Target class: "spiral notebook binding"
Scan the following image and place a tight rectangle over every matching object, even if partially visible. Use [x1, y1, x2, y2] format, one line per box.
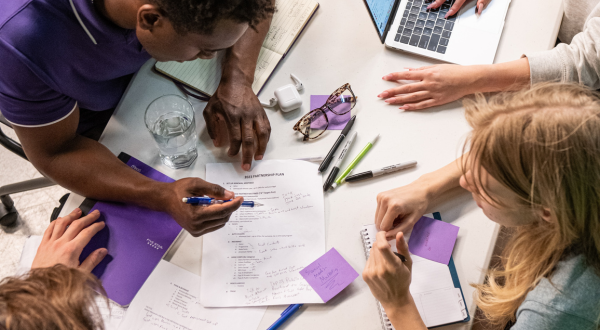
[361, 226, 395, 330]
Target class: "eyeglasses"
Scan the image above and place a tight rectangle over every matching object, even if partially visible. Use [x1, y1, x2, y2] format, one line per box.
[293, 83, 357, 140]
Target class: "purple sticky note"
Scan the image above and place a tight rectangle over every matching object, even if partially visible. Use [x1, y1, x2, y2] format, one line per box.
[299, 248, 359, 303]
[309, 95, 352, 130]
[408, 216, 459, 265]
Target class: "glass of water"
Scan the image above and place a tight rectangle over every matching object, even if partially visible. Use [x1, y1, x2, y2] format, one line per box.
[144, 95, 198, 169]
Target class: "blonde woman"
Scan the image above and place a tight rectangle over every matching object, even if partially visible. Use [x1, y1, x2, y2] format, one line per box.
[0, 209, 108, 329]
[364, 83, 600, 329]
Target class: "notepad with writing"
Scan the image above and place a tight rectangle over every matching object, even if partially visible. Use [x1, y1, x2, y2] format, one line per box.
[77, 152, 183, 307]
[154, 0, 319, 97]
[360, 213, 469, 329]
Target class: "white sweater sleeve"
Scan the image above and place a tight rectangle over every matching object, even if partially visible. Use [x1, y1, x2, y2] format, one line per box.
[524, 15, 600, 89]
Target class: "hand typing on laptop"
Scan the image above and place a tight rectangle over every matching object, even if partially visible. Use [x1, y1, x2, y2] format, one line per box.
[426, 0, 492, 17]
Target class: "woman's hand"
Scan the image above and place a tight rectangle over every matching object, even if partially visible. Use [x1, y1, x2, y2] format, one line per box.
[363, 231, 413, 309]
[32, 208, 107, 273]
[376, 182, 431, 239]
[378, 65, 483, 111]
[426, 0, 493, 17]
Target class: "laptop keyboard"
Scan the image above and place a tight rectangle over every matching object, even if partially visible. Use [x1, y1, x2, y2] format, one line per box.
[393, 0, 457, 54]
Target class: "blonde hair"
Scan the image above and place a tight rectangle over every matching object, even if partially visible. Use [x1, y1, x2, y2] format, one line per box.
[462, 83, 600, 328]
[0, 265, 106, 330]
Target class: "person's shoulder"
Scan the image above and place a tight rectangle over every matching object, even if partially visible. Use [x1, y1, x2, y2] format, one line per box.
[519, 255, 600, 324]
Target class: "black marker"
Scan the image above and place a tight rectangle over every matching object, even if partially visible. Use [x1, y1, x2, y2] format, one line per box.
[323, 131, 357, 191]
[318, 115, 356, 173]
[345, 160, 417, 182]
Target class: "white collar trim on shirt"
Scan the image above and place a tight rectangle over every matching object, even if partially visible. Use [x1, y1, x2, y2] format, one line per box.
[5, 102, 78, 128]
[69, 0, 98, 45]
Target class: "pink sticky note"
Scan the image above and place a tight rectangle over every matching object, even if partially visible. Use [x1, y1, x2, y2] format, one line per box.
[408, 216, 459, 265]
[299, 248, 359, 303]
[309, 95, 352, 130]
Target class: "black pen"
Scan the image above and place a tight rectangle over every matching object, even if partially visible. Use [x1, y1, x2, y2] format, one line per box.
[394, 252, 407, 262]
[323, 131, 357, 191]
[318, 115, 356, 173]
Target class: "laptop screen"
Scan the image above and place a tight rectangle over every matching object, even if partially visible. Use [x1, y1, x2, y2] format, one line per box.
[365, 0, 398, 38]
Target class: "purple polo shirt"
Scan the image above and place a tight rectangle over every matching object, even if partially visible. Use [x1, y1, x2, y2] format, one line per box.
[0, 0, 151, 126]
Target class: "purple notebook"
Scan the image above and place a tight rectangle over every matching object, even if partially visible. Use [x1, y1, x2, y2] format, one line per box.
[78, 153, 182, 306]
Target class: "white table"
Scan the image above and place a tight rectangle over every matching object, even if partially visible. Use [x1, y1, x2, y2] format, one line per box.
[61, 0, 563, 328]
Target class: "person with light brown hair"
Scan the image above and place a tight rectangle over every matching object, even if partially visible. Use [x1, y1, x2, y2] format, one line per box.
[364, 83, 600, 329]
[0, 209, 109, 330]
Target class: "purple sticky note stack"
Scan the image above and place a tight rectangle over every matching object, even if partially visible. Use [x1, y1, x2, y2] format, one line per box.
[408, 216, 459, 265]
[309, 95, 352, 130]
[299, 248, 359, 303]
[78, 154, 182, 306]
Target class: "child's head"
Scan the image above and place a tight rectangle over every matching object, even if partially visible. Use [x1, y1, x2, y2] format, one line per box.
[461, 83, 600, 327]
[0, 265, 105, 330]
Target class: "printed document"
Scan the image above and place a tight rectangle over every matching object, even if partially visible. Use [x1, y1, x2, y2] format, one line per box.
[119, 260, 266, 330]
[202, 160, 326, 307]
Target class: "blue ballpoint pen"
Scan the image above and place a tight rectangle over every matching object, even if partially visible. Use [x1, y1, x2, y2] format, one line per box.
[266, 304, 303, 330]
[182, 197, 264, 208]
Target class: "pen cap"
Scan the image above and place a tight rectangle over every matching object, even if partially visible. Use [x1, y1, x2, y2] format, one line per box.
[369, 134, 380, 145]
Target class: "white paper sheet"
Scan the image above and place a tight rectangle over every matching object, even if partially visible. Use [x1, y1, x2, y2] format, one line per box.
[18, 236, 127, 330]
[202, 160, 325, 307]
[119, 260, 266, 330]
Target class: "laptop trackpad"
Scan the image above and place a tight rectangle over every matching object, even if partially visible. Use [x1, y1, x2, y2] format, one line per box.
[457, 0, 509, 34]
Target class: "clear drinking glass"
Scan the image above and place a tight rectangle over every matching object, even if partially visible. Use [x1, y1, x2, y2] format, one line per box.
[144, 94, 198, 169]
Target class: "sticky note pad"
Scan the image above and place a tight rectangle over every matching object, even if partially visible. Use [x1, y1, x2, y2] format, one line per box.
[408, 216, 459, 265]
[309, 95, 352, 130]
[299, 248, 359, 303]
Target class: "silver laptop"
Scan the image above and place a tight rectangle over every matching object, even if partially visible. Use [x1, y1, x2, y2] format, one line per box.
[364, 0, 511, 65]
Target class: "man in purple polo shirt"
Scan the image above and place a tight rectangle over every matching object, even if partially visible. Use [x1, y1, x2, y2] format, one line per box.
[0, 0, 275, 236]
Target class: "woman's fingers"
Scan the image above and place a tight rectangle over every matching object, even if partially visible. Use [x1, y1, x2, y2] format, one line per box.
[385, 91, 430, 105]
[51, 208, 82, 240]
[383, 70, 427, 82]
[400, 99, 438, 111]
[379, 82, 427, 99]
[447, 0, 466, 18]
[395, 232, 413, 270]
[427, 0, 446, 10]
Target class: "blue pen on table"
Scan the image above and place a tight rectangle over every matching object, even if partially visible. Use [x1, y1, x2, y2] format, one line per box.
[266, 304, 303, 330]
[182, 197, 263, 208]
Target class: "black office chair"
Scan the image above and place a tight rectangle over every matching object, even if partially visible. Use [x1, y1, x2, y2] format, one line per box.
[0, 113, 55, 227]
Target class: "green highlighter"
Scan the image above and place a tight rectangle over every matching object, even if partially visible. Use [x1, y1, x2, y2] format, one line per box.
[331, 134, 380, 189]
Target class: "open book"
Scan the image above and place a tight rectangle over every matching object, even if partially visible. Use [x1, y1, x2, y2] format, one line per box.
[360, 213, 469, 329]
[154, 0, 319, 97]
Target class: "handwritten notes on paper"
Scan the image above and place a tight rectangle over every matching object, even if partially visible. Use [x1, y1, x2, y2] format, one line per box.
[408, 216, 459, 265]
[119, 260, 266, 330]
[201, 160, 325, 307]
[299, 248, 359, 302]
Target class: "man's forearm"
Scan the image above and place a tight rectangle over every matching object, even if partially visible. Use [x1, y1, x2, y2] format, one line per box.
[221, 1, 274, 85]
[29, 136, 170, 211]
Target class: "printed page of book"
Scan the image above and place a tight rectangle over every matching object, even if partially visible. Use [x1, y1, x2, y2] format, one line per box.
[262, 0, 319, 55]
[119, 260, 266, 330]
[201, 160, 325, 307]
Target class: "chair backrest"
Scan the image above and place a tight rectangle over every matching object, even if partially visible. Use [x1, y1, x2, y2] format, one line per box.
[0, 112, 28, 161]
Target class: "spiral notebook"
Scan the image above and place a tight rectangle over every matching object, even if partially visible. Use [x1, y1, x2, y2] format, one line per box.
[154, 0, 319, 98]
[360, 213, 469, 329]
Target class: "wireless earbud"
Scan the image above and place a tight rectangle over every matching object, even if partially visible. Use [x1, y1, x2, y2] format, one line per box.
[260, 74, 304, 112]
